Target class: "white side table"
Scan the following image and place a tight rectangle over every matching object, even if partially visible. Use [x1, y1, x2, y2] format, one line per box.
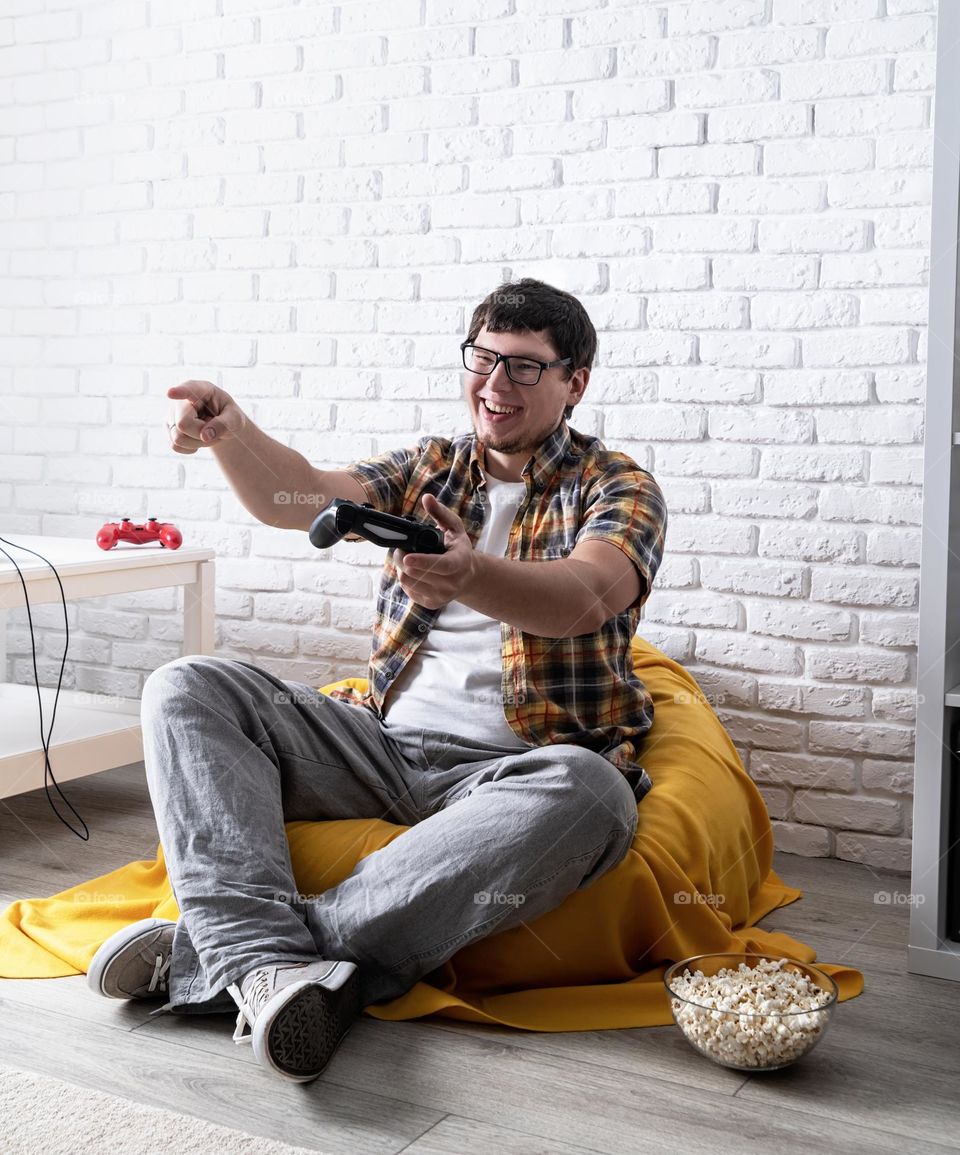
[0, 535, 215, 801]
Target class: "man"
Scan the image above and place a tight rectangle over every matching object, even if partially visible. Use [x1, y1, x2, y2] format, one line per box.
[86, 278, 667, 1084]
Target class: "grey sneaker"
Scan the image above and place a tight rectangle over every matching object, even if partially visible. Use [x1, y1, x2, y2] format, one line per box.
[86, 917, 175, 1000]
[227, 959, 361, 1083]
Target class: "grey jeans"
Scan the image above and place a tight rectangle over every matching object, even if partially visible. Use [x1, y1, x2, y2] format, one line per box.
[140, 654, 640, 1013]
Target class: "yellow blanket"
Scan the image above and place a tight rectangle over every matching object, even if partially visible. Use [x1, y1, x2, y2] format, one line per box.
[0, 636, 863, 1030]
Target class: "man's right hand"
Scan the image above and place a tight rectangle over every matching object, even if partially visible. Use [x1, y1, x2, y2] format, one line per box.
[166, 380, 246, 454]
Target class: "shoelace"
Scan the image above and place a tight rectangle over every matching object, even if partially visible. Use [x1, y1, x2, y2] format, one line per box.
[148, 952, 171, 994]
[227, 968, 273, 1046]
[226, 963, 315, 1046]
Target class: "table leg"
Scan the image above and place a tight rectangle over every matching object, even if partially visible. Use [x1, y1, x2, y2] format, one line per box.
[183, 559, 215, 656]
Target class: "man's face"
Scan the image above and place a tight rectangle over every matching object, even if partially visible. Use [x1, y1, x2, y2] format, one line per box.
[462, 325, 588, 457]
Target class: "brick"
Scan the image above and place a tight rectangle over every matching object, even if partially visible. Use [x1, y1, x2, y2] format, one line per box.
[805, 645, 910, 684]
[643, 590, 740, 630]
[834, 831, 912, 873]
[708, 103, 809, 143]
[749, 602, 853, 642]
[820, 252, 928, 288]
[618, 180, 712, 215]
[620, 38, 715, 79]
[819, 485, 921, 526]
[758, 218, 868, 254]
[713, 255, 819, 290]
[700, 332, 798, 368]
[765, 138, 873, 176]
[794, 790, 902, 835]
[659, 368, 759, 403]
[656, 478, 711, 515]
[670, 0, 764, 35]
[517, 47, 614, 87]
[664, 515, 756, 555]
[718, 710, 805, 749]
[770, 821, 832, 857]
[861, 290, 928, 328]
[718, 27, 821, 68]
[700, 557, 806, 598]
[709, 407, 813, 443]
[574, 82, 671, 121]
[871, 688, 917, 723]
[760, 446, 865, 483]
[658, 144, 758, 178]
[613, 256, 709, 292]
[861, 759, 915, 794]
[657, 442, 756, 478]
[685, 666, 756, 710]
[646, 293, 748, 330]
[865, 528, 922, 567]
[816, 406, 923, 444]
[758, 682, 867, 719]
[809, 568, 917, 608]
[753, 748, 850, 794]
[825, 15, 934, 58]
[606, 404, 703, 441]
[717, 178, 822, 215]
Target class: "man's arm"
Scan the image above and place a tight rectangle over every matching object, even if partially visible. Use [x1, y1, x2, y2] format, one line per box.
[396, 494, 647, 639]
[167, 380, 363, 530]
[457, 540, 641, 639]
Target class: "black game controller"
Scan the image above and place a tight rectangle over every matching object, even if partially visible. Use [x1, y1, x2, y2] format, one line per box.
[308, 499, 447, 554]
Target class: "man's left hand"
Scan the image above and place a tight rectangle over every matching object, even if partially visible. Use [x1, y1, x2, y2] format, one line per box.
[394, 493, 479, 610]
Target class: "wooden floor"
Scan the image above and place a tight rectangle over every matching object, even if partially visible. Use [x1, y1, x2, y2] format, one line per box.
[2, 762, 958, 1155]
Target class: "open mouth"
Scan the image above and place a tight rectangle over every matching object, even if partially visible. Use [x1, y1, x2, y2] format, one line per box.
[480, 399, 522, 421]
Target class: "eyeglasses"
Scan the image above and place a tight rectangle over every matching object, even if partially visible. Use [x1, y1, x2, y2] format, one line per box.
[460, 341, 573, 386]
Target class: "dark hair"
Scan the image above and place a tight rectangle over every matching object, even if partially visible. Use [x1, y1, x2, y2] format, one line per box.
[465, 278, 597, 421]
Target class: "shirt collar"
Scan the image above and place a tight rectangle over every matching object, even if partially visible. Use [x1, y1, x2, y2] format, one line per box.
[468, 417, 572, 493]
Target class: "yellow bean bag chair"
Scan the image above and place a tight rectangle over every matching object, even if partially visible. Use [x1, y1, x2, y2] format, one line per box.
[0, 636, 863, 1029]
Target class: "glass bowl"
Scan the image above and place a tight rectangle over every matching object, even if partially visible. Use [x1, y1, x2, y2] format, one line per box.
[663, 952, 839, 1072]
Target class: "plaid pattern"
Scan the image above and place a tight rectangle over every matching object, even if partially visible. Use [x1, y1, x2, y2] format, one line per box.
[325, 417, 667, 802]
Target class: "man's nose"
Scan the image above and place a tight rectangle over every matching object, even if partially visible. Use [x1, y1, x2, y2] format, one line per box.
[486, 360, 515, 391]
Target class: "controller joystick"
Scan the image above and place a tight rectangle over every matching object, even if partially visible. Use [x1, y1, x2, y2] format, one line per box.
[309, 499, 445, 555]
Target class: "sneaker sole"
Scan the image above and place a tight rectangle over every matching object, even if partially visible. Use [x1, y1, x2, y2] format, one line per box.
[252, 961, 361, 1083]
[86, 917, 175, 999]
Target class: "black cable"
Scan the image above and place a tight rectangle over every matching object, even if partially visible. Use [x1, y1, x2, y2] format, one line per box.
[0, 536, 89, 840]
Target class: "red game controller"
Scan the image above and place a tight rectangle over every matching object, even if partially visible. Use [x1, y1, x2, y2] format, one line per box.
[96, 516, 183, 551]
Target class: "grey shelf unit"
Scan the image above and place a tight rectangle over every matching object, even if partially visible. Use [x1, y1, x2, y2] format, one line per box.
[910, 0, 960, 982]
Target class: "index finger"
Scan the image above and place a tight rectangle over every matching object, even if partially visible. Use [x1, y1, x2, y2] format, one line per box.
[167, 383, 210, 439]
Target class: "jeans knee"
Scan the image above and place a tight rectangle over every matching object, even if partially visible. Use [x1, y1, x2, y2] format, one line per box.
[548, 745, 639, 842]
[142, 655, 224, 717]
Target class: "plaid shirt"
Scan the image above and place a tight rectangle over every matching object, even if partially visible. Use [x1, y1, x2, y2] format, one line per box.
[325, 417, 667, 802]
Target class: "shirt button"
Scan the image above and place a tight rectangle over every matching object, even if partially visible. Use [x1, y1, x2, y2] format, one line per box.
[471, 521, 481, 530]
[535, 480, 544, 492]
[418, 623, 427, 633]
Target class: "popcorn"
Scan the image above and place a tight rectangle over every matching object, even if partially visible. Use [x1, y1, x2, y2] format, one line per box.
[668, 957, 834, 1069]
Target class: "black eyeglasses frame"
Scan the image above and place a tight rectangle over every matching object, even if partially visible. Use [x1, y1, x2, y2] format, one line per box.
[460, 341, 573, 386]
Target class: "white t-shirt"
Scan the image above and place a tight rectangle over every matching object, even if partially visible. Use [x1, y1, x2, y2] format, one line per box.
[380, 469, 534, 747]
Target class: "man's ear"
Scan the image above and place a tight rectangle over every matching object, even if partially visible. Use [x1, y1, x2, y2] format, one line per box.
[568, 365, 590, 406]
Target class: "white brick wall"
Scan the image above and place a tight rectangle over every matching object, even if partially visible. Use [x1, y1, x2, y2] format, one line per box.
[0, 0, 934, 871]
